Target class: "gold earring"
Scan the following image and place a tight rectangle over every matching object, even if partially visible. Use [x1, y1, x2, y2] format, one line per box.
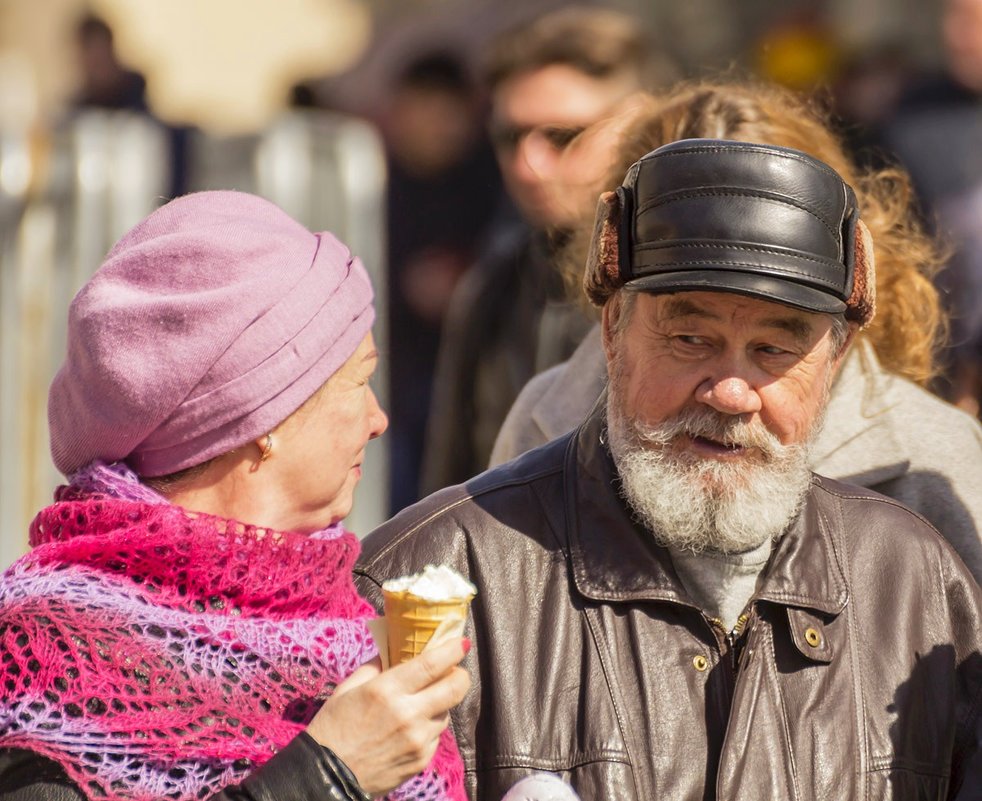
[259, 433, 273, 462]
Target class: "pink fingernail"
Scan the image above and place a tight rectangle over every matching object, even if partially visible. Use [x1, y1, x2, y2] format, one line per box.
[462, 637, 472, 654]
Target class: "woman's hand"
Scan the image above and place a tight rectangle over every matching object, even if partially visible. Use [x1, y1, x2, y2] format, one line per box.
[306, 637, 471, 795]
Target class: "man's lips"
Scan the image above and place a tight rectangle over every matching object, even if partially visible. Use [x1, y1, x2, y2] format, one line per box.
[683, 434, 752, 460]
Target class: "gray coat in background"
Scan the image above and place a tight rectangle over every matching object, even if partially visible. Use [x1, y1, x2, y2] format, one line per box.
[491, 327, 982, 582]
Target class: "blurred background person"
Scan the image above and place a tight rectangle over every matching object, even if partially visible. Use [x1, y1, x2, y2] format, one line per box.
[490, 78, 982, 581]
[420, 5, 677, 496]
[380, 49, 504, 514]
[72, 12, 147, 111]
[941, 186, 982, 416]
[877, 0, 982, 414]
[68, 12, 191, 197]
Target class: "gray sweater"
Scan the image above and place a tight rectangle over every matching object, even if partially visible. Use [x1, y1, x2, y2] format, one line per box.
[491, 328, 982, 582]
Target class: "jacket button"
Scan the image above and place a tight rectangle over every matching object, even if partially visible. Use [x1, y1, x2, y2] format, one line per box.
[692, 655, 709, 672]
[804, 627, 822, 648]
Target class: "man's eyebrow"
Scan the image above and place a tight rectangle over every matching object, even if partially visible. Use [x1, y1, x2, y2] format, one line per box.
[760, 316, 813, 343]
[661, 297, 716, 320]
[661, 296, 814, 342]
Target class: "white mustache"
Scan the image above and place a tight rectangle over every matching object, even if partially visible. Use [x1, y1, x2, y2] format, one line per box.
[629, 406, 786, 458]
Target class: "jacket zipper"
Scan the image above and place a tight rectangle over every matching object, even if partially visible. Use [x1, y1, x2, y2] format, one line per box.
[707, 612, 749, 672]
[714, 608, 760, 800]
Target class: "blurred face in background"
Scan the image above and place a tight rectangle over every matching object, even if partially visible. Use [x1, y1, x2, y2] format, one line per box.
[549, 96, 654, 222]
[387, 85, 479, 177]
[489, 63, 640, 229]
[944, 0, 982, 92]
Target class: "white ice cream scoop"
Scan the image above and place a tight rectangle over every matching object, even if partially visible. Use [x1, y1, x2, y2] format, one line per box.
[500, 773, 581, 801]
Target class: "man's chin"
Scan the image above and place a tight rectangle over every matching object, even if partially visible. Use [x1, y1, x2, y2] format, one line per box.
[662, 449, 769, 492]
[612, 433, 811, 553]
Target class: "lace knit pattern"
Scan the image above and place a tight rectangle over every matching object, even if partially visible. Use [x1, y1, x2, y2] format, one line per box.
[0, 462, 465, 801]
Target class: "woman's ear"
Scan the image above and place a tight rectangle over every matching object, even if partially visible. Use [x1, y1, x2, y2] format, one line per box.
[251, 433, 273, 470]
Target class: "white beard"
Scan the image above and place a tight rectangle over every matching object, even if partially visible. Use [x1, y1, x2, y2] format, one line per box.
[605, 381, 820, 555]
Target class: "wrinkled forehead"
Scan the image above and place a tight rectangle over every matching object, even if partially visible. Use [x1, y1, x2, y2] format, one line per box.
[640, 290, 831, 341]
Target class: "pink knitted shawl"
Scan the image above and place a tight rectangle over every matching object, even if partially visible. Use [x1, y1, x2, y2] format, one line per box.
[0, 462, 465, 801]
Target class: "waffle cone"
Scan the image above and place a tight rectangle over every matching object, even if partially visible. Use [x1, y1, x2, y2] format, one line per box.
[382, 588, 473, 667]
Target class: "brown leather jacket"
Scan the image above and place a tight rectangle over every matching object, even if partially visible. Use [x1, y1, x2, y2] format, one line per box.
[356, 407, 982, 800]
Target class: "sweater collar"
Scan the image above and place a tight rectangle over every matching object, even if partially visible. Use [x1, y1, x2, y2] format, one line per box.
[810, 338, 910, 486]
[531, 326, 606, 444]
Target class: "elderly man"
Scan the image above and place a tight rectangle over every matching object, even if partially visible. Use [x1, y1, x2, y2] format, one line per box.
[357, 140, 982, 799]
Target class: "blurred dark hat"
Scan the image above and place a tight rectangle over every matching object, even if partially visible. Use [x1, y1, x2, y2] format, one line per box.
[584, 138, 875, 327]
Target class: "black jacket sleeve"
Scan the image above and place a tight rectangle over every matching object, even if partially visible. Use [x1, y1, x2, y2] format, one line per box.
[0, 734, 369, 801]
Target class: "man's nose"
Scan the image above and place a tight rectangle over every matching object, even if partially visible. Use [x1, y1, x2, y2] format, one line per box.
[514, 131, 561, 180]
[695, 374, 763, 417]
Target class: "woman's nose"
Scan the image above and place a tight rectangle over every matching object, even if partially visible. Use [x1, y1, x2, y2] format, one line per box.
[368, 389, 389, 440]
[695, 374, 762, 417]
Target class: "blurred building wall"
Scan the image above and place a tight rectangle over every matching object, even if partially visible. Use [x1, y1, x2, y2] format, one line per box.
[0, 0, 373, 136]
[0, 0, 952, 140]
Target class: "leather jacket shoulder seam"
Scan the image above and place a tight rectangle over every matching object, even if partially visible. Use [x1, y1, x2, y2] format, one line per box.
[364, 462, 567, 567]
[813, 480, 943, 536]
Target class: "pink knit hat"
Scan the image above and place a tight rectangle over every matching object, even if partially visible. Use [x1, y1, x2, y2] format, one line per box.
[49, 190, 375, 477]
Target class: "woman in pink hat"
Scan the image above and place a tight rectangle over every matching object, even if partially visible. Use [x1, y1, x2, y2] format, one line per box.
[0, 191, 469, 801]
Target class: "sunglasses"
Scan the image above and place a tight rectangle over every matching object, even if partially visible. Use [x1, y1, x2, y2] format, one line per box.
[489, 123, 586, 153]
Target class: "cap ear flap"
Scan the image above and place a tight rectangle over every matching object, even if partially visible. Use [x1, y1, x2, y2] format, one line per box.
[845, 218, 876, 328]
[583, 190, 625, 307]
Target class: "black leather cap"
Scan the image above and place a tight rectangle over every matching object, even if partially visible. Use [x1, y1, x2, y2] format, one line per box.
[617, 139, 859, 314]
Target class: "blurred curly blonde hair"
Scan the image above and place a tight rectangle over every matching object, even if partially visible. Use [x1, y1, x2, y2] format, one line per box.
[562, 78, 947, 385]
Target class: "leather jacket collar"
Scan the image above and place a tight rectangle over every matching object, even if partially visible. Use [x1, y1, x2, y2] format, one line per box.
[566, 404, 849, 617]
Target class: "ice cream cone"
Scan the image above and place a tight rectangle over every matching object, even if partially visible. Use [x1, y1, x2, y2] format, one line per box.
[382, 588, 473, 666]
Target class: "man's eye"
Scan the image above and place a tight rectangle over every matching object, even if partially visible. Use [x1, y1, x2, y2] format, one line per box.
[677, 335, 707, 346]
[758, 345, 791, 356]
[489, 125, 524, 151]
[541, 126, 584, 149]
